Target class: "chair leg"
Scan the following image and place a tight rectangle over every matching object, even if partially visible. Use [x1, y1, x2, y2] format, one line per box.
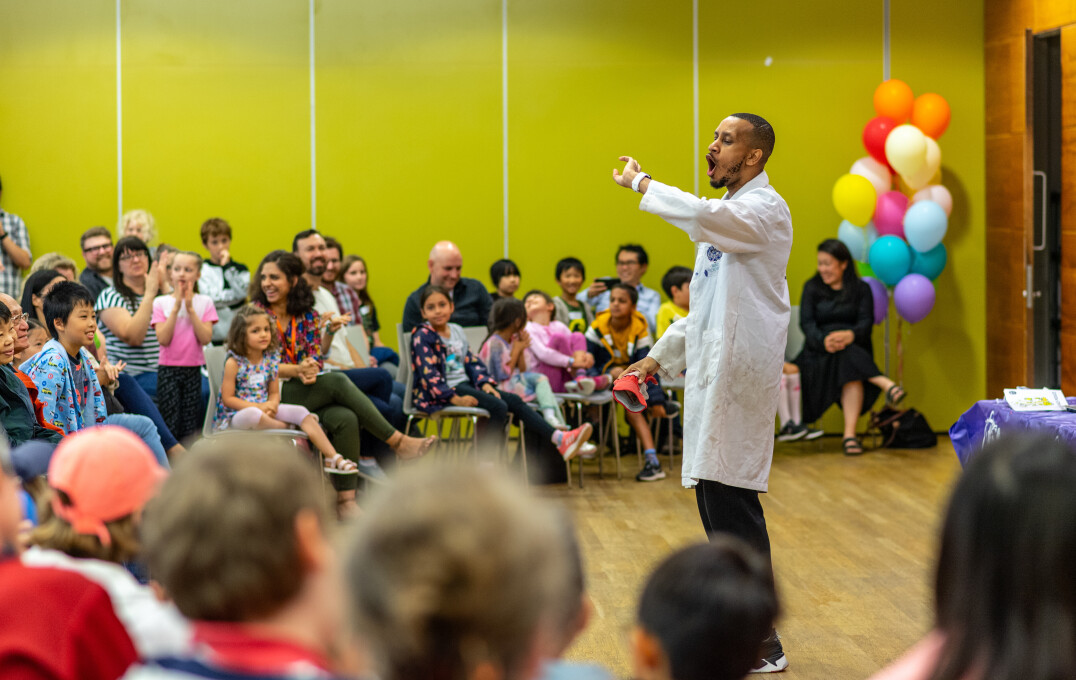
[611, 403, 622, 480]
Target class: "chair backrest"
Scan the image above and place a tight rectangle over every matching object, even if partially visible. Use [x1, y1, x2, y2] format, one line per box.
[345, 324, 371, 365]
[784, 305, 804, 362]
[202, 345, 229, 437]
[396, 323, 416, 414]
[462, 326, 488, 354]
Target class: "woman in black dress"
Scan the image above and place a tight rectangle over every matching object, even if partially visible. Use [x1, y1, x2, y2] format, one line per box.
[792, 239, 905, 455]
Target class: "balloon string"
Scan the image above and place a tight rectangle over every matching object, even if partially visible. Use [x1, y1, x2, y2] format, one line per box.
[896, 316, 904, 388]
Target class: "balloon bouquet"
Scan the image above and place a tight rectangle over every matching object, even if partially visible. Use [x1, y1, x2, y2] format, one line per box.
[831, 79, 951, 382]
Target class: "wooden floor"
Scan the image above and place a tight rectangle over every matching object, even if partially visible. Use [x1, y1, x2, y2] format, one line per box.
[540, 436, 962, 679]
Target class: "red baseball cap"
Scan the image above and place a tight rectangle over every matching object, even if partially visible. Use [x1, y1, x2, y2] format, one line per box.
[48, 426, 168, 546]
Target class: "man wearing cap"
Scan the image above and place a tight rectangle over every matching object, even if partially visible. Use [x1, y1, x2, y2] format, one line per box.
[21, 426, 189, 659]
[0, 436, 139, 679]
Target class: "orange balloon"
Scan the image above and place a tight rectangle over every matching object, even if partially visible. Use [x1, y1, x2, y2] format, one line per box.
[873, 79, 915, 124]
[911, 93, 951, 138]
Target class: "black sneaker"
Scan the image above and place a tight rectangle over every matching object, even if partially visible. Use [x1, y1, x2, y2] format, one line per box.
[776, 422, 807, 442]
[750, 631, 788, 673]
[803, 426, 824, 440]
[635, 461, 666, 482]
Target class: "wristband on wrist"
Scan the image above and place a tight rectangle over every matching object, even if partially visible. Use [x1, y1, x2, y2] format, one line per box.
[631, 172, 651, 193]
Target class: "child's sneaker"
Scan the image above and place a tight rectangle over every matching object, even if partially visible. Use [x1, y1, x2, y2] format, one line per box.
[564, 381, 581, 394]
[356, 458, 388, 483]
[544, 411, 570, 430]
[613, 373, 657, 413]
[592, 375, 612, 391]
[635, 461, 666, 482]
[573, 376, 595, 395]
[557, 423, 594, 461]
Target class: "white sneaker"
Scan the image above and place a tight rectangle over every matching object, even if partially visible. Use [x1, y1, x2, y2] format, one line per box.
[574, 377, 596, 395]
[565, 381, 581, 394]
[578, 441, 597, 457]
[544, 413, 570, 430]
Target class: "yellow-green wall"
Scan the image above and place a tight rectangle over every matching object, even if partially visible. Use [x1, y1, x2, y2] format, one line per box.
[0, 0, 984, 430]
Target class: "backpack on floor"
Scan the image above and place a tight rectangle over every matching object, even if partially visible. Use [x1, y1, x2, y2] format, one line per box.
[868, 407, 937, 449]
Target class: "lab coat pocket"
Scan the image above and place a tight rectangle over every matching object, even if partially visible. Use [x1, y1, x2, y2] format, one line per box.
[697, 324, 730, 387]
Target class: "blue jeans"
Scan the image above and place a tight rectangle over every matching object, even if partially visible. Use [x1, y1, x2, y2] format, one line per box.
[132, 371, 157, 400]
[106, 413, 170, 469]
[115, 373, 179, 451]
[371, 346, 400, 367]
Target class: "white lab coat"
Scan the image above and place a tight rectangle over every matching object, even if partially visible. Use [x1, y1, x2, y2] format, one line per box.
[640, 171, 792, 491]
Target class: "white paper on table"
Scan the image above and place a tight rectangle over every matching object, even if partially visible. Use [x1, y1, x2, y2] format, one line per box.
[1003, 388, 1069, 412]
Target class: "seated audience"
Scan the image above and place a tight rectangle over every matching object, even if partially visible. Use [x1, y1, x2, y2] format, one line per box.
[656, 265, 691, 339]
[412, 285, 594, 478]
[402, 240, 492, 332]
[340, 253, 400, 370]
[198, 217, 249, 344]
[321, 235, 361, 325]
[79, 226, 114, 302]
[523, 289, 600, 394]
[95, 236, 164, 399]
[553, 257, 595, 334]
[154, 243, 179, 296]
[23, 282, 170, 467]
[21, 426, 189, 658]
[791, 239, 905, 455]
[212, 304, 356, 477]
[585, 283, 669, 482]
[16, 318, 48, 366]
[489, 258, 521, 300]
[584, 244, 661, 334]
[250, 251, 433, 493]
[27, 252, 77, 281]
[123, 438, 355, 680]
[632, 538, 780, 680]
[0, 301, 63, 448]
[0, 437, 139, 680]
[869, 434, 1076, 680]
[20, 268, 66, 327]
[117, 209, 156, 246]
[479, 297, 570, 430]
[346, 465, 572, 680]
[775, 362, 822, 442]
[0, 174, 34, 298]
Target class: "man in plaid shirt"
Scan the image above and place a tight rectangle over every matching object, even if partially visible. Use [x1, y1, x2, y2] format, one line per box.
[0, 175, 33, 298]
[323, 236, 362, 320]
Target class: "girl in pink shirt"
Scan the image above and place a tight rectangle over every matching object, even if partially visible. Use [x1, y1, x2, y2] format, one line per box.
[151, 251, 217, 440]
[523, 290, 607, 394]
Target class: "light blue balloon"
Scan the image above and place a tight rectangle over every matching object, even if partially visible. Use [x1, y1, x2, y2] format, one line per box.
[868, 235, 912, 287]
[837, 220, 867, 261]
[910, 242, 947, 281]
[864, 222, 879, 264]
[903, 200, 948, 253]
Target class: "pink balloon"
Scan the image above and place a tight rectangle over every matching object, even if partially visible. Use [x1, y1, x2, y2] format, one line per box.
[874, 191, 909, 238]
[911, 184, 953, 216]
[850, 156, 892, 199]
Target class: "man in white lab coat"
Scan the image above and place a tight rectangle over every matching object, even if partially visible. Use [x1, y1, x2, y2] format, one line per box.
[616, 113, 792, 673]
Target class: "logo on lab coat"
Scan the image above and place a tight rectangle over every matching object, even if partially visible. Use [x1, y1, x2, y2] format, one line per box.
[702, 245, 723, 277]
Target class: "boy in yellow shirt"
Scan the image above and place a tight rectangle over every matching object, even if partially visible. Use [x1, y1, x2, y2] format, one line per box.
[655, 266, 691, 339]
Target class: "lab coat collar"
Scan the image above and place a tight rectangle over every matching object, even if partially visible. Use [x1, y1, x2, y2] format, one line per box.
[724, 170, 770, 201]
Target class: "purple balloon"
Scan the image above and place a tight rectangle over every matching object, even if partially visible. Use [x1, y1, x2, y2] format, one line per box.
[893, 273, 935, 323]
[862, 276, 888, 325]
[874, 191, 908, 238]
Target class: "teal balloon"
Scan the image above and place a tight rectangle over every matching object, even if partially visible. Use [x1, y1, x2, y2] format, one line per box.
[910, 242, 947, 281]
[868, 235, 912, 286]
[903, 200, 948, 253]
[837, 220, 867, 261]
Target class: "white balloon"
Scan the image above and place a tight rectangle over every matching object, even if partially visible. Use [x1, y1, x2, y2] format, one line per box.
[885, 124, 928, 178]
[912, 184, 953, 216]
[850, 157, 892, 198]
[901, 137, 941, 190]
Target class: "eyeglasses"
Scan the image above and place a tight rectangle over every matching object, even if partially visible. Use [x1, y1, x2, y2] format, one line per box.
[119, 251, 148, 262]
[82, 243, 112, 254]
[11, 312, 28, 324]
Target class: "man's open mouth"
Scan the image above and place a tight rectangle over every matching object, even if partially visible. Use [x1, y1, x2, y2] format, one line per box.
[706, 155, 717, 177]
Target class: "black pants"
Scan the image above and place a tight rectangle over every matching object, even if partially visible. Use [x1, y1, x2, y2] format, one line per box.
[695, 478, 774, 582]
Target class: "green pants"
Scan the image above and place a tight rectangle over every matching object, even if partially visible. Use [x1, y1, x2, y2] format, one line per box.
[281, 372, 396, 461]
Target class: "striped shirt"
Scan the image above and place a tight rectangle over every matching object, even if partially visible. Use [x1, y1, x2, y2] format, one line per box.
[94, 287, 160, 375]
[0, 210, 31, 298]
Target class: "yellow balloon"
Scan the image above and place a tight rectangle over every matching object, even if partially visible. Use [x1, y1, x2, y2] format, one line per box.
[832, 173, 877, 226]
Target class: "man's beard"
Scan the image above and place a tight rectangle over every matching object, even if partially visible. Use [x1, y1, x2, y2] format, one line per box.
[307, 259, 326, 276]
[709, 155, 745, 189]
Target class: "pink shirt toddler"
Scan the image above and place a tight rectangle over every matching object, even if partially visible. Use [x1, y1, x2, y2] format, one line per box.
[151, 294, 218, 366]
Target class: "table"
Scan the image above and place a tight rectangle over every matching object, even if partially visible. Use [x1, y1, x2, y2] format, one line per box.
[949, 397, 1076, 466]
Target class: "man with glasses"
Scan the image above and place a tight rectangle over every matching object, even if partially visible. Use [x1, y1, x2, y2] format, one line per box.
[584, 243, 661, 334]
[78, 226, 114, 302]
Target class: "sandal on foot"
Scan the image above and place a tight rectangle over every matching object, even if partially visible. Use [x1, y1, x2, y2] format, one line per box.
[886, 384, 906, 407]
[324, 453, 359, 475]
[842, 437, 864, 456]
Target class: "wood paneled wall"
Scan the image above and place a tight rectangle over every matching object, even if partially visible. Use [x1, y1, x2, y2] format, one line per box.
[985, 0, 1076, 395]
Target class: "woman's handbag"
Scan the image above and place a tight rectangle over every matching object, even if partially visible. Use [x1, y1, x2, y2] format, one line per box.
[867, 407, 937, 449]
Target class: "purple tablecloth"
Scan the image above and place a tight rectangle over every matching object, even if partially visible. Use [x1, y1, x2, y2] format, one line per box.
[949, 397, 1076, 466]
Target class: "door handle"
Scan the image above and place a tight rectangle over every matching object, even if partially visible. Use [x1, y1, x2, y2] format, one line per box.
[1033, 170, 1047, 252]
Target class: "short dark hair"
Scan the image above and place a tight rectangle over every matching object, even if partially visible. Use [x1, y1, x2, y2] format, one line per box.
[42, 282, 96, 340]
[420, 284, 452, 309]
[638, 538, 778, 680]
[0, 301, 10, 324]
[323, 236, 343, 259]
[112, 236, 153, 308]
[617, 244, 648, 266]
[661, 266, 693, 299]
[555, 257, 585, 281]
[291, 229, 320, 254]
[80, 226, 112, 250]
[200, 218, 232, 244]
[730, 113, 776, 165]
[487, 297, 527, 335]
[931, 434, 1076, 680]
[522, 289, 553, 306]
[489, 259, 520, 287]
[609, 282, 638, 306]
[21, 269, 64, 317]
